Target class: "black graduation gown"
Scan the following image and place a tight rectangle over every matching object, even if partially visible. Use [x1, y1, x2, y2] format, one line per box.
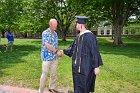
[63, 32, 103, 93]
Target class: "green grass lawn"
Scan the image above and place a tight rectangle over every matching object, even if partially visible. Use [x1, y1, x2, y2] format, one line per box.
[0, 37, 140, 93]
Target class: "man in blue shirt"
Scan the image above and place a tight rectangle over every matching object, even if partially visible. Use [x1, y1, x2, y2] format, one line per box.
[5, 30, 14, 52]
[39, 19, 62, 93]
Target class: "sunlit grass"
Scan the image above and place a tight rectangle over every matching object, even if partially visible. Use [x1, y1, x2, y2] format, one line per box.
[0, 37, 140, 93]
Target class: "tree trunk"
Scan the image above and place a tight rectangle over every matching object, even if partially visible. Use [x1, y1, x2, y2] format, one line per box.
[61, 30, 66, 41]
[61, 25, 70, 41]
[113, 23, 123, 46]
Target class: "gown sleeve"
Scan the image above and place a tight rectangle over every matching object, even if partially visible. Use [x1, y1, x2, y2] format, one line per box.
[63, 39, 76, 57]
[86, 33, 103, 68]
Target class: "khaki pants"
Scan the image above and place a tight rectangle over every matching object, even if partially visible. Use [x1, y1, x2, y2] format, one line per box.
[39, 60, 58, 93]
[6, 41, 13, 52]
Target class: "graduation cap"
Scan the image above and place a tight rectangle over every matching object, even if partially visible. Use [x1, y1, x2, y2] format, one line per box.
[75, 16, 88, 24]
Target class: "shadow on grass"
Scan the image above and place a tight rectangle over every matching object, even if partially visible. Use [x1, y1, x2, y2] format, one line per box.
[30, 39, 73, 47]
[97, 38, 140, 59]
[67, 91, 74, 93]
[58, 40, 73, 46]
[57, 37, 140, 58]
[0, 45, 7, 53]
[30, 39, 41, 45]
[0, 44, 40, 77]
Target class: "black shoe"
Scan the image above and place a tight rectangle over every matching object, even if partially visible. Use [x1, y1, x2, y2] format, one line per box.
[49, 89, 58, 93]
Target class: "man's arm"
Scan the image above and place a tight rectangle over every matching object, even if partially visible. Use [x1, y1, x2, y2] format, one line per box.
[45, 43, 57, 53]
[62, 39, 76, 57]
[45, 43, 62, 56]
[86, 33, 103, 75]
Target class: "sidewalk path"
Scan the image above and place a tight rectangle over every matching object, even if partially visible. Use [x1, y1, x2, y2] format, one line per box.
[0, 85, 39, 93]
[0, 85, 69, 93]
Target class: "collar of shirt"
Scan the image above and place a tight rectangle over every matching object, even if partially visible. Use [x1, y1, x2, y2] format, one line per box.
[48, 28, 56, 34]
[80, 30, 91, 36]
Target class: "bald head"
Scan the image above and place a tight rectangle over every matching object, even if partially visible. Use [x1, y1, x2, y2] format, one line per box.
[49, 19, 57, 32]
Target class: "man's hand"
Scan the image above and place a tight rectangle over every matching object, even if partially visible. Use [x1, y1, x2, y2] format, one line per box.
[57, 50, 63, 56]
[59, 50, 63, 54]
[57, 50, 63, 60]
[94, 67, 100, 75]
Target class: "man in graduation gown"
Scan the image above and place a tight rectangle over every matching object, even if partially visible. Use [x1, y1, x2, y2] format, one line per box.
[61, 16, 103, 93]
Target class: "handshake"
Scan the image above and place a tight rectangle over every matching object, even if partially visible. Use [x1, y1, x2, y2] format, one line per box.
[56, 50, 63, 59]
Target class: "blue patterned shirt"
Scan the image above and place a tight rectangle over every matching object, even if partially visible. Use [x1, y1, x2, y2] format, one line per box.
[41, 28, 58, 61]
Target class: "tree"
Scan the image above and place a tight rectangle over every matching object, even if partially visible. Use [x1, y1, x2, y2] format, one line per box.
[0, 0, 23, 38]
[126, 15, 140, 35]
[0, 0, 20, 29]
[17, 0, 37, 37]
[96, 0, 140, 45]
[48, 0, 81, 41]
[34, 0, 94, 41]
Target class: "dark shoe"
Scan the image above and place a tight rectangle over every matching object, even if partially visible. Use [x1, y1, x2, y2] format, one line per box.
[49, 89, 57, 93]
